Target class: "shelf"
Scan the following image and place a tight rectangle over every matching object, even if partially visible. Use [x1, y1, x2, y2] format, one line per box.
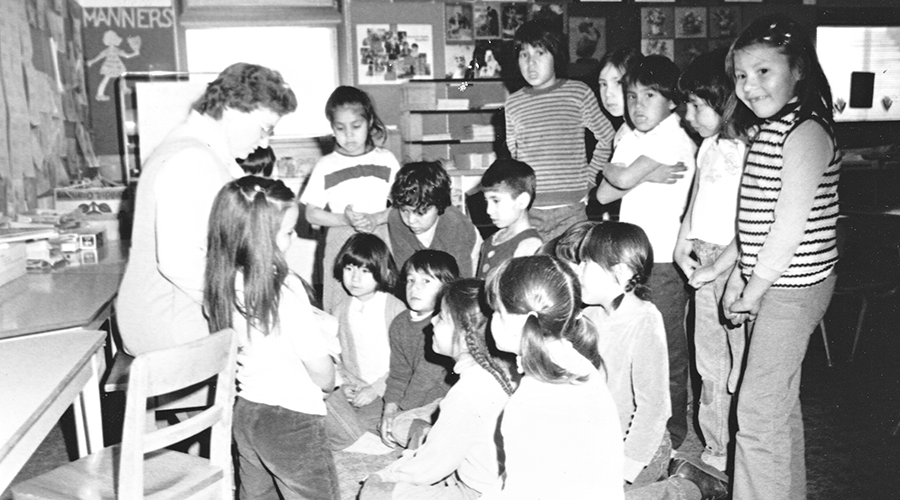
[407, 107, 503, 114]
[405, 138, 497, 145]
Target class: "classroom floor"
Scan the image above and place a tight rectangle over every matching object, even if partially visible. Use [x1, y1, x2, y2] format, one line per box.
[3, 290, 899, 499]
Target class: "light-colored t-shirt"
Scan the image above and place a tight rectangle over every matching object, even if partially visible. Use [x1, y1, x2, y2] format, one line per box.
[586, 299, 671, 482]
[345, 292, 392, 391]
[299, 147, 400, 214]
[234, 274, 333, 416]
[616, 113, 697, 263]
[688, 134, 746, 246]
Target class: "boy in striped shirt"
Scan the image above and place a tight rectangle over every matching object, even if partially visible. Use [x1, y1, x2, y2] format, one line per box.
[505, 19, 615, 242]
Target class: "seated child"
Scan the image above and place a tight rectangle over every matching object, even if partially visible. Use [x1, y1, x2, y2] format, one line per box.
[381, 250, 460, 448]
[360, 278, 515, 499]
[485, 255, 624, 499]
[596, 54, 698, 450]
[476, 159, 543, 278]
[388, 161, 482, 277]
[577, 222, 671, 487]
[326, 233, 406, 454]
[237, 146, 276, 177]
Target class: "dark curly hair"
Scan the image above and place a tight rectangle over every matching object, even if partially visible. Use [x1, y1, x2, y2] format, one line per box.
[390, 161, 452, 215]
[192, 62, 297, 119]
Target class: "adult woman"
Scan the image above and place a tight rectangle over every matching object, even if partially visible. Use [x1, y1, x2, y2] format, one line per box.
[117, 62, 297, 355]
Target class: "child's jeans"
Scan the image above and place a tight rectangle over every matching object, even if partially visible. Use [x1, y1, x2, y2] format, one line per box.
[626, 432, 673, 488]
[732, 274, 834, 500]
[693, 240, 745, 472]
[325, 390, 383, 450]
[648, 262, 690, 449]
[233, 397, 340, 500]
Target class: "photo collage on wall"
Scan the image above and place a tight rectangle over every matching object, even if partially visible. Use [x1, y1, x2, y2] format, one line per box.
[358, 24, 434, 85]
[443, 2, 573, 80]
[641, 5, 740, 69]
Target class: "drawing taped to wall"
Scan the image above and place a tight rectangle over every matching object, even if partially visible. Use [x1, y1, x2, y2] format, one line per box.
[86, 30, 141, 102]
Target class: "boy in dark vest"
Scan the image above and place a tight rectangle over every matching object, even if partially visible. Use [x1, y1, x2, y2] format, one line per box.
[476, 159, 543, 278]
[387, 161, 481, 277]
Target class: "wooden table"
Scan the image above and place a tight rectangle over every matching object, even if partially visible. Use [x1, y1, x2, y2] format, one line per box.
[0, 240, 127, 491]
[0, 329, 106, 491]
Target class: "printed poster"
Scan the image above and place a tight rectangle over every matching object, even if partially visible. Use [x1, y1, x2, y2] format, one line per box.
[357, 24, 433, 85]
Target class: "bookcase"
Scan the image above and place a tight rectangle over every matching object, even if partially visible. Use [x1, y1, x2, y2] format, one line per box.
[399, 79, 510, 167]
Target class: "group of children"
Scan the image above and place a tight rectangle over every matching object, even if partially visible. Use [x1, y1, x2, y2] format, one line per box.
[198, 12, 839, 500]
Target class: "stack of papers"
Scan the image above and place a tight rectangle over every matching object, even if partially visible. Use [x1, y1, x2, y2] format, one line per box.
[437, 99, 470, 110]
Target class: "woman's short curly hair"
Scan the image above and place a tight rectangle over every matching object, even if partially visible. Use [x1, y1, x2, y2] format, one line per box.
[192, 62, 297, 119]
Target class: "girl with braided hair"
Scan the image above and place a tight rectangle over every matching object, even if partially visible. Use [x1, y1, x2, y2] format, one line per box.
[361, 278, 514, 499]
[577, 221, 673, 490]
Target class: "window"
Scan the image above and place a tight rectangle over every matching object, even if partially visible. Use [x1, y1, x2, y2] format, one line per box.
[185, 26, 338, 137]
[817, 26, 900, 122]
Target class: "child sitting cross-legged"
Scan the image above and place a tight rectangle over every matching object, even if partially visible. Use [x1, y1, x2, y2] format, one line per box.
[388, 161, 482, 278]
[360, 278, 516, 500]
[325, 233, 406, 455]
[380, 250, 460, 449]
[476, 159, 543, 278]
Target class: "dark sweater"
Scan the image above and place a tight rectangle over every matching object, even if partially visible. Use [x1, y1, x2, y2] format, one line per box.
[388, 206, 478, 278]
[383, 311, 454, 411]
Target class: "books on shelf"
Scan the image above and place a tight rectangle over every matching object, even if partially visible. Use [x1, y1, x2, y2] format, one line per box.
[420, 133, 454, 142]
[436, 99, 470, 110]
[465, 124, 496, 141]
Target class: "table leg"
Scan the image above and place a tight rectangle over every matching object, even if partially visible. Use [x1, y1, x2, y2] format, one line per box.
[72, 349, 106, 456]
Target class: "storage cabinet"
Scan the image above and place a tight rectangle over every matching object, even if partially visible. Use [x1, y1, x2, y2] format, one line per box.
[399, 79, 509, 166]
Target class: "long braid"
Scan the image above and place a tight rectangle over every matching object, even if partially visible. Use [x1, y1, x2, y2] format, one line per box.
[466, 331, 515, 395]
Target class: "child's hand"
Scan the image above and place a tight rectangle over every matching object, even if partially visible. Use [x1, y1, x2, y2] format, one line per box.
[380, 403, 399, 448]
[345, 206, 375, 233]
[722, 268, 748, 325]
[728, 295, 761, 324]
[342, 384, 358, 402]
[673, 241, 698, 280]
[646, 162, 687, 184]
[689, 265, 719, 289]
[351, 385, 379, 407]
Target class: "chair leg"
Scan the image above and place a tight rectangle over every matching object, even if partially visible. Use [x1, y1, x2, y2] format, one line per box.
[849, 296, 868, 362]
[819, 319, 833, 367]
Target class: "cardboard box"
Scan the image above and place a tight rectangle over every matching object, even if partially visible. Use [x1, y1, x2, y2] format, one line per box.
[54, 185, 126, 216]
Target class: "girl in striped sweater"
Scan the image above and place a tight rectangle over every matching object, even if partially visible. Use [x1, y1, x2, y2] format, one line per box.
[695, 15, 840, 500]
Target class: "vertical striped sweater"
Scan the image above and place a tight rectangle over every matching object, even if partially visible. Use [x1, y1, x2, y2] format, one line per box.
[505, 79, 615, 208]
[737, 107, 841, 288]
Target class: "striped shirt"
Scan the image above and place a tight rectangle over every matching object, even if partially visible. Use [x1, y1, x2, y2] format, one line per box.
[505, 79, 615, 208]
[738, 106, 841, 288]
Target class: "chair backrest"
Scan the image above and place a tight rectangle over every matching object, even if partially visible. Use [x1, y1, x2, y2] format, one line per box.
[117, 328, 238, 498]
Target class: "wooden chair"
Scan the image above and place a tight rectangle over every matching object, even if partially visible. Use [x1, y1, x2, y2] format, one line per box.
[12, 328, 238, 500]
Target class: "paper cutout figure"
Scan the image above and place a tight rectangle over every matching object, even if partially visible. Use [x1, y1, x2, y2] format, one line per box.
[87, 30, 141, 102]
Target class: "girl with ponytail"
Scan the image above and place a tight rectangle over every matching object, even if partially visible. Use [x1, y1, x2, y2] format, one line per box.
[485, 255, 624, 499]
[576, 221, 673, 489]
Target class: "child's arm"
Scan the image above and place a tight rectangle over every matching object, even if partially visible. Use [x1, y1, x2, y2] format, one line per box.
[504, 97, 518, 158]
[303, 356, 336, 394]
[596, 156, 687, 204]
[381, 319, 414, 446]
[304, 204, 350, 227]
[729, 122, 834, 322]
[674, 172, 702, 279]
[623, 313, 671, 483]
[470, 226, 484, 278]
[689, 238, 738, 289]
